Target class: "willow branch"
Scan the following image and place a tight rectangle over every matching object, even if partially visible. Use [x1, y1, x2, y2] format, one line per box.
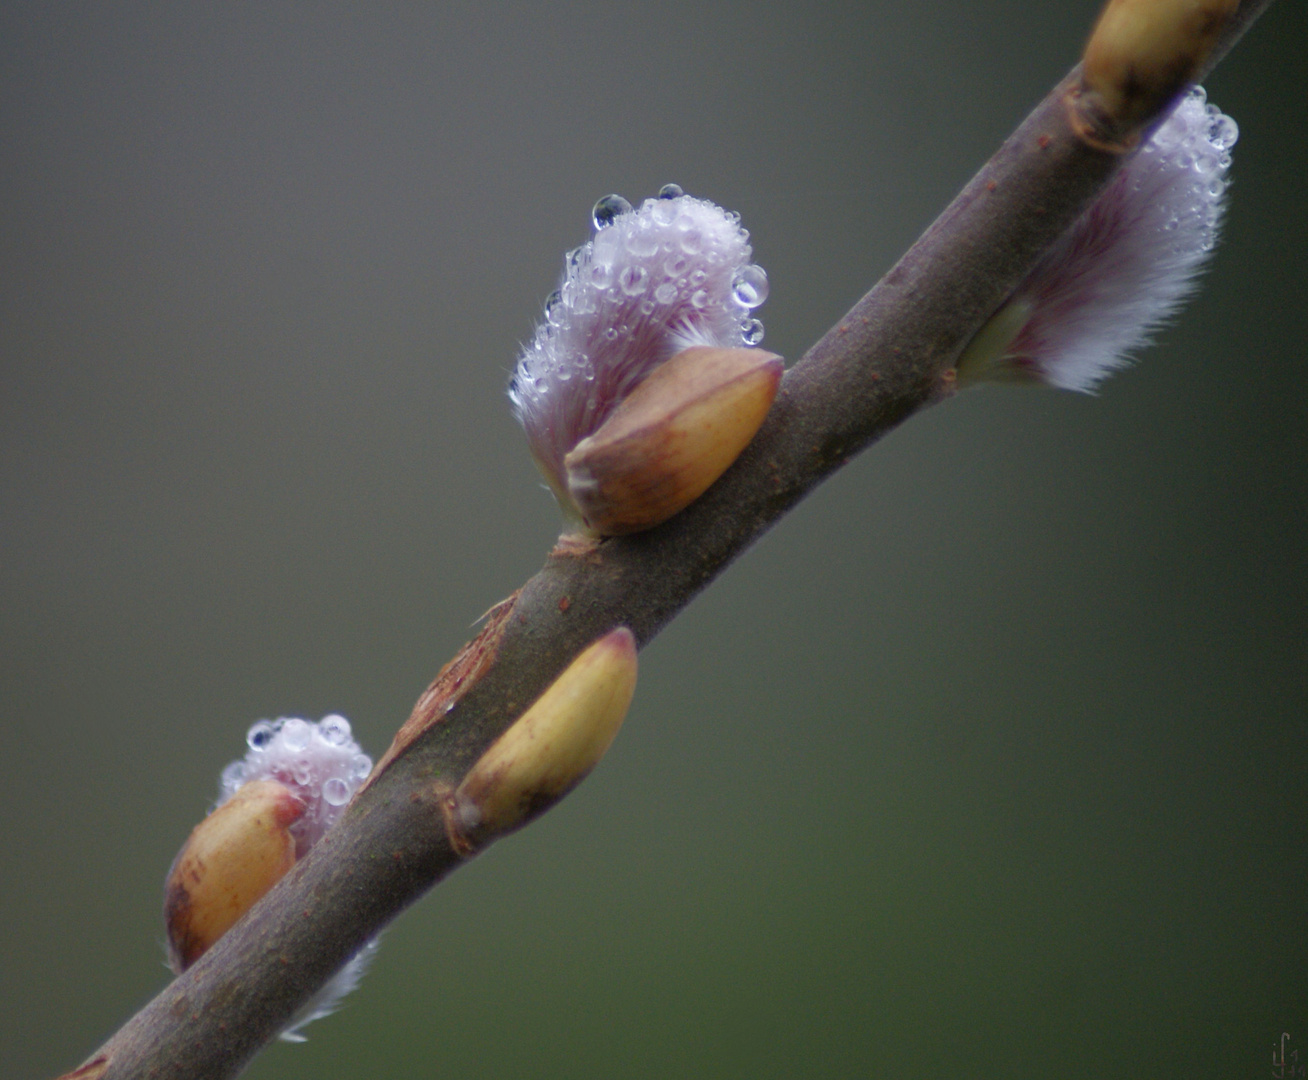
[64, 2, 1274, 1077]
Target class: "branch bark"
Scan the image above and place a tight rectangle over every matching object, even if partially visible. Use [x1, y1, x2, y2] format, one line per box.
[65, 2, 1275, 1076]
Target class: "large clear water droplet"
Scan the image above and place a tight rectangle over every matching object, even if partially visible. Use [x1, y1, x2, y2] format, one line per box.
[322, 777, 351, 807]
[591, 226, 620, 263]
[618, 264, 648, 295]
[664, 253, 690, 278]
[281, 718, 312, 752]
[592, 194, 632, 229]
[544, 290, 565, 326]
[247, 720, 277, 751]
[654, 282, 678, 304]
[732, 264, 769, 309]
[740, 318, 765, 346]
[626, 229, 659, 257]
[1207, 113, 1238, 151]
[320, 714, 352, 746]
[657, 183, 684, 199]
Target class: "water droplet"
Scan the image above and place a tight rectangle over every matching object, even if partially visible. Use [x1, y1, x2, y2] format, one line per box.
[639, 299, 656, 315]
[322, 777, 351, 806]
[690, 289, 709, 309]
[679, 228, 703, 255]
[689, 269, 707, 287]
[589, 262, 613, 289]
[1207, 114, 1238, 151]
[544, 290, 564, 326]
[282, 719, 312, 752]
[292, 759, 313, 786]
[664, 253, 690, 277]
[320, 714, 352, 746]
[603, 326, 619, 341]
[565, 246, 585, 270]
[657, 183, 684, 199]
[654, 282, 678, 304]
[247, 720, 277, 750]
[351, 754, 373, 781]
[625, 229, 659, 257]
[618, 265, 648, 295]
[1206, 177, 1225, 197]
[731, 264, 769, 309]
[592, 194, 632, 229]
[651, 200, 678, 226]
[592, 226, 620, 263]
[740, 318, 765, 346]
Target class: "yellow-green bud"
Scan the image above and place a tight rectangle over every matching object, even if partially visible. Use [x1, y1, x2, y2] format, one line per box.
[449, 627, 638, 851]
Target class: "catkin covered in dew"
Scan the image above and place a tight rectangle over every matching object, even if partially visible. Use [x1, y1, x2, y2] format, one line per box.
[509, 187, 771, 508]
[958, 87, 1238, 390]
[165, 715, 377, 1042]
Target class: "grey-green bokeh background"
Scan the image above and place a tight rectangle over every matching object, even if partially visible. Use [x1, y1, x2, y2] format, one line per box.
[3, 3, 1305, 1077]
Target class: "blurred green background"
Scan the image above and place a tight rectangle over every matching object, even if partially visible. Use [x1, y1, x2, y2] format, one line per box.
[3, 2, 1305, 1077]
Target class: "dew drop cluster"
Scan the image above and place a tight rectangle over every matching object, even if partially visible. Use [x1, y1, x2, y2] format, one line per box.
[220, 714, 372, 856]
[1132, 86, 1238, 254]
[510, 185, 769, 485]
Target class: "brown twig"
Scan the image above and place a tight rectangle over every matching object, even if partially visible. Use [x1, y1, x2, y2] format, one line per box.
[64, 1, 1274, 1076]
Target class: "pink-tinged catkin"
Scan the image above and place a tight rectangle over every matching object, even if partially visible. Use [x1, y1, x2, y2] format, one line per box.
[216, 714, 377, 1042]
[220, 714, 372, 858]
[509, 186, 768, 494]
[963, 87, 1238, 391]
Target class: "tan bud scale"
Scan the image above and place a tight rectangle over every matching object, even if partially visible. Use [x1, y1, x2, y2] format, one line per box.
[564, 346, 783, 535]
[164, 779, 304, 972]
[455, 627, 638, 845]
[1079, 0, 1238, 145]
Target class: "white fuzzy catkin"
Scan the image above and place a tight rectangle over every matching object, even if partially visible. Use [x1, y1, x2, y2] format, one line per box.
[509, 187, 768, 491]
[970, 87, 1237, 391]
[220, 714, 373, 857]
[217, 714, 377, 1041]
